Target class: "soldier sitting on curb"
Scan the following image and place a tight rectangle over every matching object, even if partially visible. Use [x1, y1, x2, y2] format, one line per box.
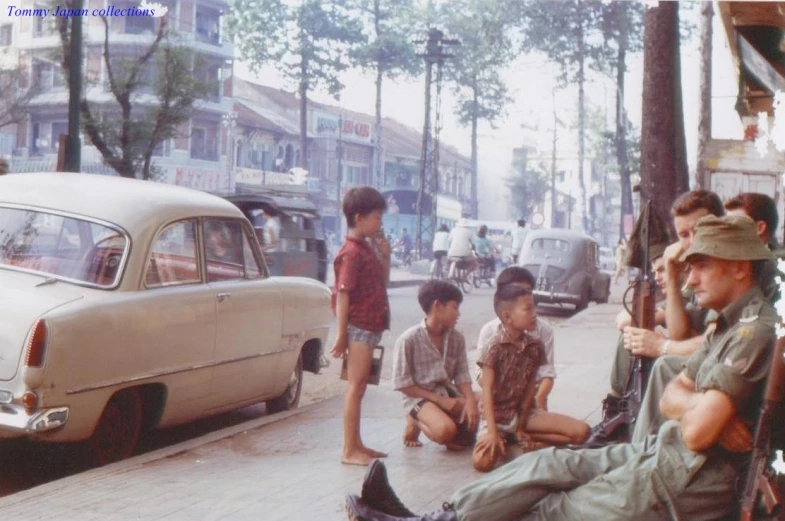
[346, 214, 778, 521]
[582, 190, 725, 448]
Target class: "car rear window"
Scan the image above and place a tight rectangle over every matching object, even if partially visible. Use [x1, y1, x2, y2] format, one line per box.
[531, 238, 571, 253]
[0, 207, 128, 288]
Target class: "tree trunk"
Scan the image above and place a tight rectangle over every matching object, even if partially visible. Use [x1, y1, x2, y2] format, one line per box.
[640, 2, 688, 233]
[470, 80, 479, 219]
[696, 1, 713, 189]
[299, 72, 308, 170]
[551, 88, 558, 228]
[616, 16, 633, 240]
[373, 0, 384, 190]
[577, 0, 589, 232]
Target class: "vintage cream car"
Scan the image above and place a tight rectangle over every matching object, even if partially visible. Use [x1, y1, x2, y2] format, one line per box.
[0, 173, 332, 465]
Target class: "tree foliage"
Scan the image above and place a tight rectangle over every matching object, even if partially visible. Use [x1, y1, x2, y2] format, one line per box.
[58, 17, 210, 179]
[440, 0, 516, 217]
[351, 0, 423, 187]
[507, 162, 549, 220]
[228, 0, 366, 168]
[0, 50, 40, 130]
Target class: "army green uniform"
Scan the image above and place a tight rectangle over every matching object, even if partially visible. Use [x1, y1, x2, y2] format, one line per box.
[610, 293, 710, 396]
[449, 287, 776, 521]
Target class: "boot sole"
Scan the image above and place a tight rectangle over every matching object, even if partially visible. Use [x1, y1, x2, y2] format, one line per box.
[346, 495, 369, 521]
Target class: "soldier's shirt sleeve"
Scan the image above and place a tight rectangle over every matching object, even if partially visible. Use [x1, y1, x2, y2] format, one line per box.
[696, 323, 775, 410]
[392, 332, 416, 390]
[684, 336, 711, 382]
[451, 332, 472, 387]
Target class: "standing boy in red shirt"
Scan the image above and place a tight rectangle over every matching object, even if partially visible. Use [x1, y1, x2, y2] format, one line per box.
[331, 187, 391, 466]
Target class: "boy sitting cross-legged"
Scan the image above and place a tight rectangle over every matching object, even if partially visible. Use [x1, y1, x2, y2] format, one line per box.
[474, 285, 590, 472]
[391, 280, 479, 449]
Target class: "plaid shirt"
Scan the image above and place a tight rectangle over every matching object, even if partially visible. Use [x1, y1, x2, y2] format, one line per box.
[477, 328, 543, 425]
[392, 320, 473, 411]
[332, 237, 390, 332]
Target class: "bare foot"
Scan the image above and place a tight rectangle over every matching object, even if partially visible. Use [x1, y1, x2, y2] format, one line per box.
[362, 446, 388, 458]
[341, 450, 374, 466]
[403, 418, 423, 448]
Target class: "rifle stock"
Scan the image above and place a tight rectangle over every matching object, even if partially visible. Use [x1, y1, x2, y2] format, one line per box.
[740, 336, 785, 520]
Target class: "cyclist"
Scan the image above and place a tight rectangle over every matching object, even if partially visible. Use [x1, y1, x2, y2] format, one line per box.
[474, 224, 495, 278]
[447, 218, 477, 279]
[431, 223, 450, 278]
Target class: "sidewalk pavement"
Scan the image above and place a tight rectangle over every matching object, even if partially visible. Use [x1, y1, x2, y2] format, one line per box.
[0, 303, 622, 521]
[326, 266, 428, 289]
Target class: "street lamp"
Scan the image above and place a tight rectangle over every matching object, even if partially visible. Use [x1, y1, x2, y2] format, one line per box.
[221, 112, 237, 193]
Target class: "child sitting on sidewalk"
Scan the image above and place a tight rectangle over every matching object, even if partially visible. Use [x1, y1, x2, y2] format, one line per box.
[474, 285, 590, 472]
[392, 280, 479, 449]
[477, 267, 555, 410]
[330, 186, 391, 467]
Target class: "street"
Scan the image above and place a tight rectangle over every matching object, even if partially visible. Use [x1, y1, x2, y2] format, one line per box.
[0, 283, 583, 498]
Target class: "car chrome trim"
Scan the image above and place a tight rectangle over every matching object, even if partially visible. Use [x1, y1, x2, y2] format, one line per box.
[0, 390, 12, 404]
[0, 404, 69, 433]
[65, 350, 289, 395]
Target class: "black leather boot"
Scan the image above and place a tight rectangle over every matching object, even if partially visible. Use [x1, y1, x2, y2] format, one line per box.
[578, 394, 629, 449]
[361, 460, 416, 517]
[346, 494, 458, 521]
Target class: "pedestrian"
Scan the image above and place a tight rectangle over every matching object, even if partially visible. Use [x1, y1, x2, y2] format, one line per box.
[473, 225, 495, 277]
[330, 186, 391, 466]
[346, 213, 777, 521]
[447, 219, 476, 278]
[431, 224, 450, 278]
[476, 267, 555, 412]
[473, 285, 589, 472]
[261, 207, 281, 253]
[509, 218, 527, 265]
[0, 157, 8, 176]
[612, 236, 628, 284]
[391, 280, 478, 450]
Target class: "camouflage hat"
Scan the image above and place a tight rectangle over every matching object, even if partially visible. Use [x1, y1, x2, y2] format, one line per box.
[680, 214, 774, 262]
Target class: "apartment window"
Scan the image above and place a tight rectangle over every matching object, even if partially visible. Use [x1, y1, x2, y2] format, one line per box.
[0, 25, 12, 46]
[195, 8, 221, 45]
[152, 139, 170, 157]
[193, 63, 220, 102]
[125, 13, 155, 34]
[190, 125, 218, 161]
[33, 6, 55, 37]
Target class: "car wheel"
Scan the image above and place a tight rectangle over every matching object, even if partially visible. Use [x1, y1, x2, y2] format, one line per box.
[266, 353, 303, 414]
[576, 285, 591, 311]
[86, 388, 142, 467]
[597, 280, 610, 304]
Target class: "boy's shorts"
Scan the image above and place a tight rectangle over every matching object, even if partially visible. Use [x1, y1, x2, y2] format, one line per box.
[409, 395, 477, 447]
[347, 324, 383, 347]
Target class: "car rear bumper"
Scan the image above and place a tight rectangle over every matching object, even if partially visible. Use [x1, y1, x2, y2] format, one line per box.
[0, 404, 69, 434]
[533, 289, 581, 305]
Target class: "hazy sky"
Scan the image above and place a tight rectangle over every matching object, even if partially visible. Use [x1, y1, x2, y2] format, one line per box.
[234, 3, 744, 219]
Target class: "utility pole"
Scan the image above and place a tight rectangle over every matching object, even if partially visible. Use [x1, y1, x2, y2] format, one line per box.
[414, 28, 458, 260]
[696, 1, 713, 190]
[63, 0, 83, 172]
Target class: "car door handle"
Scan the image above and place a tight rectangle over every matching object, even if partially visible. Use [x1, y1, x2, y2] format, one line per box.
[216, 293, 231, 303]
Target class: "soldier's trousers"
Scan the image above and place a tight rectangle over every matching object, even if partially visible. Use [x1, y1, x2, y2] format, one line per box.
[450, 421, 738, 521]
[609, 334, 630, 396]
[631, 355, 687, 443]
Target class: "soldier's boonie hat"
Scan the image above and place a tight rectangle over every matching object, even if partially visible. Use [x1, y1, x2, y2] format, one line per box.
[680, 214, 773, 262]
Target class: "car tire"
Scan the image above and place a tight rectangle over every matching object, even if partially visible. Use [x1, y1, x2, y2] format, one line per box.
[597, 280, 610, 304]
[576, 284, 591, 311]
[86, 388, 143, 467]
[266, 353, 303, 414]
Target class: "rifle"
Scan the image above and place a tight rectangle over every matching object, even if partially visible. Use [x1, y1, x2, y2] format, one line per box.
[740, 336, 785, 520]
[597, 200, 657, 440]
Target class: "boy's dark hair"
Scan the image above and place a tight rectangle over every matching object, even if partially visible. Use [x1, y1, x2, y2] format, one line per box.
[342, 186, 387, 227]
[496, 266, 536, 289]
[438, 223, 449, 232]
[493, 284, 532, 316]
[724, 192, 779, 243]
[671, 190, 724, 218]
[478, 224, 488, 238]
[418, 280, 463, 313]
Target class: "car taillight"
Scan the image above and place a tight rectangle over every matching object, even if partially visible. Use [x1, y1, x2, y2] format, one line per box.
[25, 320, 48, 368]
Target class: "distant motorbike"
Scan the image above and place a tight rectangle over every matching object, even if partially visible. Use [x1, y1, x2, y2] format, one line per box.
[391, 245, 412, 269]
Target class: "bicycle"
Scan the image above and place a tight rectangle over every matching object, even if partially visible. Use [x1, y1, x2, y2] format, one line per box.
[447, 257, 473, 294]
[430, 253, 447, 280]
[473, 255, 496, 288]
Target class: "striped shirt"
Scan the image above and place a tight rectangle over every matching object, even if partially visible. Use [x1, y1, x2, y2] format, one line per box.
[392, 320, 473, 411]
